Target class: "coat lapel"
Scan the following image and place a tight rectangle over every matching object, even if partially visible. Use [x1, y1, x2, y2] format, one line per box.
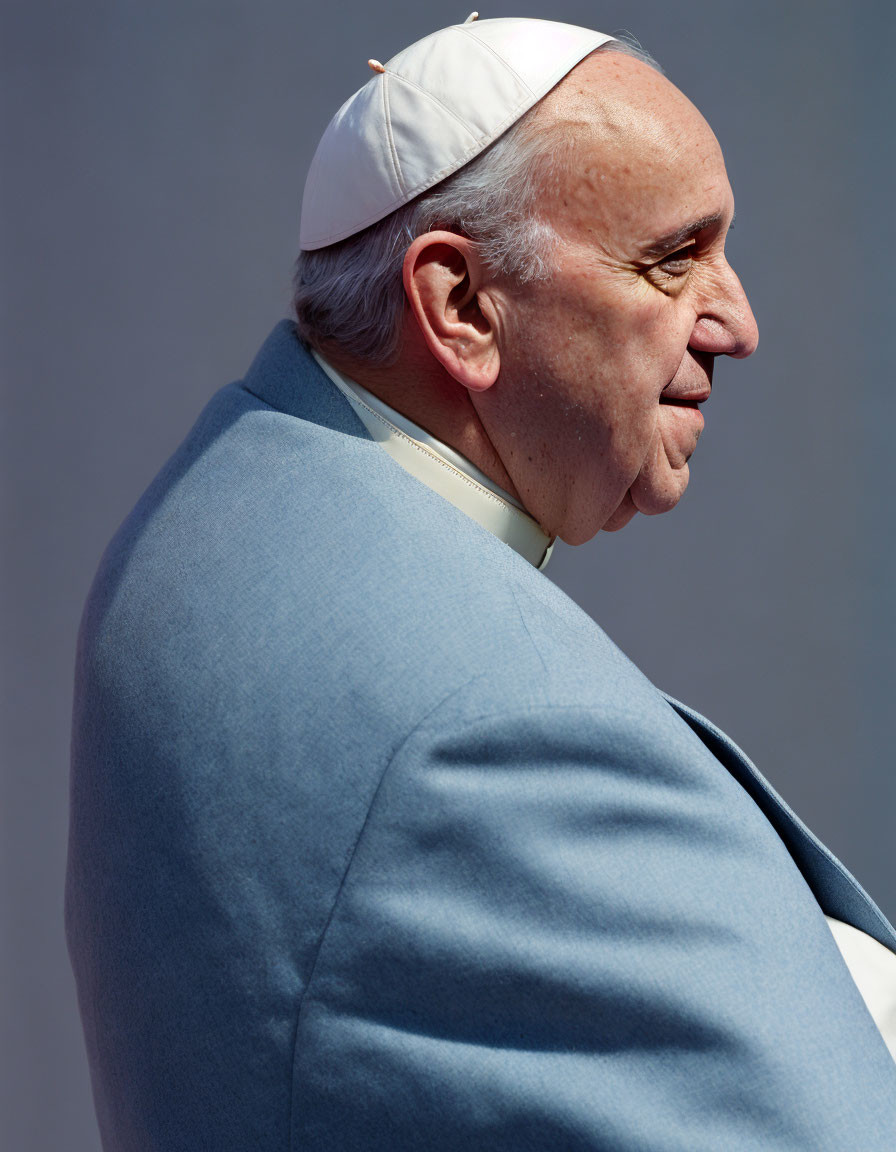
[664, 693, 896, 952]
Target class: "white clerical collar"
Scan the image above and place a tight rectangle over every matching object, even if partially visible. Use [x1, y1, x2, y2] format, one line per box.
[313, 351, 554, 570]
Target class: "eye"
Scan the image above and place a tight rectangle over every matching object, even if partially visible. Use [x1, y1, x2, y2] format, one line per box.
[656, 246, 694, 276]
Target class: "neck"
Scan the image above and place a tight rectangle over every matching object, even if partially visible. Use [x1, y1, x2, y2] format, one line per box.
[319, 338, 521, 502]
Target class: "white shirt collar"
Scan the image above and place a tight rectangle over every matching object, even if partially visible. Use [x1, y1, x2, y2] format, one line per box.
[312, 351, 554, 570]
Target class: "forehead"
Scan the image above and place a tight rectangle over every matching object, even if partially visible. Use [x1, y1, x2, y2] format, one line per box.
[539, 53, 732, 247]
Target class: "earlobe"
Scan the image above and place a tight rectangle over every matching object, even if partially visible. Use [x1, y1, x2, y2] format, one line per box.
[403, 231, 501, 392]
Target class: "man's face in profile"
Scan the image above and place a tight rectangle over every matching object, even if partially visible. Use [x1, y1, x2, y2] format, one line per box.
[475, 52, 759, 545]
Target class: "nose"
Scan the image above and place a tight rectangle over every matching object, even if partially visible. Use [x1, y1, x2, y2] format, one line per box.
[688, 260, 759, 360]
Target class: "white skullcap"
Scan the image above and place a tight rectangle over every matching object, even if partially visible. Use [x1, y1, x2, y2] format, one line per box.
[299, 15, 615, 250]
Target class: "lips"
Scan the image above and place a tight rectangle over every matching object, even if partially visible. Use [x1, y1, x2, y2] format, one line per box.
[661, 350, 713, 405]
[660, 372, 711, 405]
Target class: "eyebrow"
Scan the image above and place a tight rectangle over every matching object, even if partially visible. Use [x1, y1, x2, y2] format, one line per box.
[639, 212, 728, 260]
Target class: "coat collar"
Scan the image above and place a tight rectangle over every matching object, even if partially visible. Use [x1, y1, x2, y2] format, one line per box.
[241, 321, 553, 569]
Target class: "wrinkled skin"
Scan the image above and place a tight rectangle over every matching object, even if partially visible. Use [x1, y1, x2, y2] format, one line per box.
[473, 52, 759, 544]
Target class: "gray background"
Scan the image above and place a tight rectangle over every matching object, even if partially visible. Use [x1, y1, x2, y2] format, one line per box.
[2, 1, 892, 1147]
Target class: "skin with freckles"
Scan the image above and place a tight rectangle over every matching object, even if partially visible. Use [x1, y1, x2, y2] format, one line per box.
[323, 51, 759, 545]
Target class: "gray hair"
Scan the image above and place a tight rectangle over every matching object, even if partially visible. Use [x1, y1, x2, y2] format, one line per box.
[293, 37, 660, 364]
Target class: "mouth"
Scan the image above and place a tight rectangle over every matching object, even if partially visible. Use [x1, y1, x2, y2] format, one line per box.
[660, 352, 713, 407]
[660, 374, 712, 406]
[659, 393, 709, 408]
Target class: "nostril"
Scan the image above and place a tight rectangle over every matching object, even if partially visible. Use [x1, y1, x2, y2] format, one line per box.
[690, 316, 737, 354]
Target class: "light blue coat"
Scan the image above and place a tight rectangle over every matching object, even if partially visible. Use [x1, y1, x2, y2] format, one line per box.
[67, 321, 896, 1149]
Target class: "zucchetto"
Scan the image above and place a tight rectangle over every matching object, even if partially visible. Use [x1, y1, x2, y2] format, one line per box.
[299, 15, 614, 250]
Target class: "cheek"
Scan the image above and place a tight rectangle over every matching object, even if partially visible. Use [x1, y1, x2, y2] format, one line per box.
[593, 303, 692, 425]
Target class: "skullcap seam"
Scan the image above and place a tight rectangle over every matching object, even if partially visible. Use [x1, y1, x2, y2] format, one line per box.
[452, 23, 535, 95]
[380, 73, 404, 194]
[388, 69, 493, 138]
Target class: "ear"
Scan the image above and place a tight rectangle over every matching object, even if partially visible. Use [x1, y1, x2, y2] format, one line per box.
[402, 231, 501, 392]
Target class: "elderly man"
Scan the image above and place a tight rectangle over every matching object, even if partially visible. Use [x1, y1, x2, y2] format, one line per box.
[67, 16, 896, 1151]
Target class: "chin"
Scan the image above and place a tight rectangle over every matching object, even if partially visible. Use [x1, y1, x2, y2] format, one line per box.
[599, 494, 640, 535]
[557, 502, 638, 545]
